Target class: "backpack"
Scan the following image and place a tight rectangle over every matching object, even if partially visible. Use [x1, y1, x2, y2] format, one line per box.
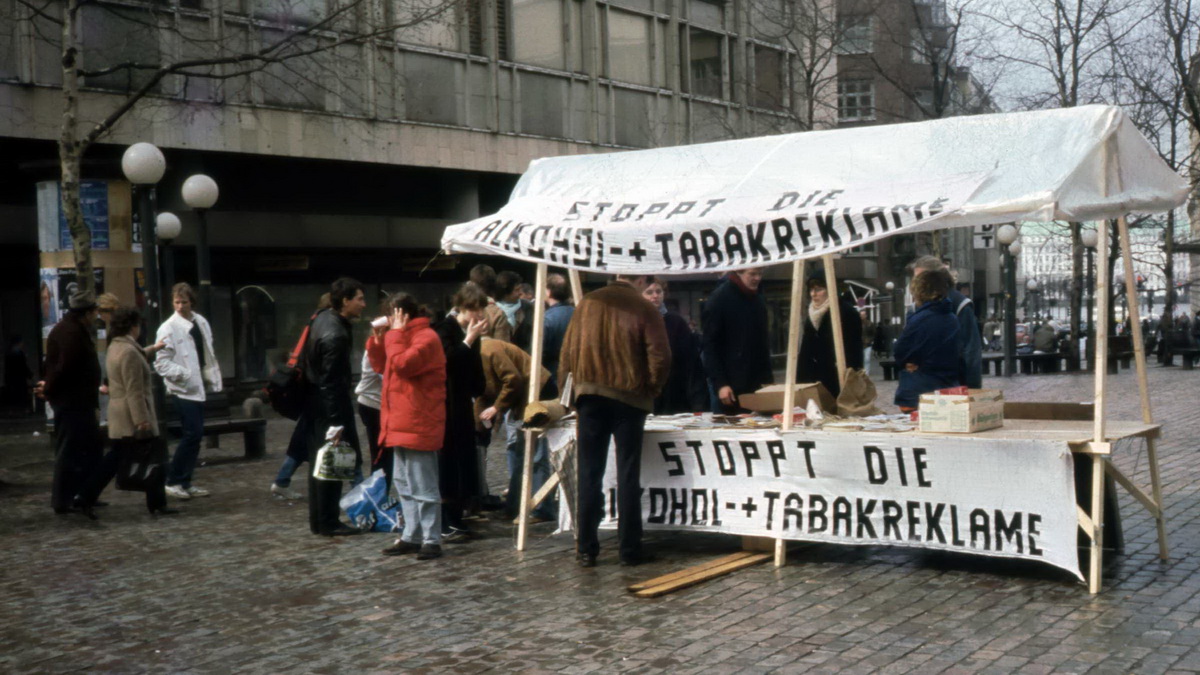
[264, 312, 317, 420]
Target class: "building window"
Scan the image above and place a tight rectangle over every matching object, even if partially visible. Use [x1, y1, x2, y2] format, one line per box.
[687, 28, 723, 98]
[514, 0, 566, 68]
[837, 16, 873, 55]
[753, 46, 783, 109]
[468, 0, 510, 60]
[607, 9, 653, 86]
[689, 0, 724, 30]
[838, 79, 874, 121]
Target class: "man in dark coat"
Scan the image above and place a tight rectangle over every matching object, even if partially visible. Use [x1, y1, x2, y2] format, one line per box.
[432, 283, 488, 540]
[643, 278, 707, 414]
[41, 290, 102, 518]
[303, 277, 365, 536]
[701, 268, 773, 413]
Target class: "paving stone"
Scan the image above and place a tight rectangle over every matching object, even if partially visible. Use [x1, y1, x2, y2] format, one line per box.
[2, 366, 1200, 671]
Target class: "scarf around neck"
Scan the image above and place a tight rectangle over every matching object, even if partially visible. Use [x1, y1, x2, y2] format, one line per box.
[497, 299, 521, 328]
[808, 299, 830, 331]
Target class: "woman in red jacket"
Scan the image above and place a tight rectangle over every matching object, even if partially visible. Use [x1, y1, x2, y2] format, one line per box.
[367, 293, 447, 561]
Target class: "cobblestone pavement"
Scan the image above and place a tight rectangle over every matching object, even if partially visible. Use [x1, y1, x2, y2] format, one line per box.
[1, 365, 1198, 674]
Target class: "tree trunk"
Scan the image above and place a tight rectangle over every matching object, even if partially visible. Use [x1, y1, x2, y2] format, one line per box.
[1164, 209, 1176, 323]
[1068, 222, 1082, 368]
[59, 0, 93, 296]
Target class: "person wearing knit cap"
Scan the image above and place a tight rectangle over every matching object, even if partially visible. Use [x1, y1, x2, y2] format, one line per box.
[797, 269, 863, 398]
[40, 290, 103, 518]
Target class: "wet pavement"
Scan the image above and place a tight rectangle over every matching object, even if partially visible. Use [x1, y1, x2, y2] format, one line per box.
[1, 364, 1198, 673]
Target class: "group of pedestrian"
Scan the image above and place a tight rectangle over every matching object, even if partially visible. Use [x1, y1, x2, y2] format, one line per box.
[42, 282, 219, 521]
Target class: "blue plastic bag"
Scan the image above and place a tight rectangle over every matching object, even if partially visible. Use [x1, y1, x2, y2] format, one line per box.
[339, 469, 401, 533]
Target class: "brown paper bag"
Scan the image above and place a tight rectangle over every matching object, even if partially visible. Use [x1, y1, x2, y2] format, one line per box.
[836, 368, 882, 417]
[523, 399, 569, 428]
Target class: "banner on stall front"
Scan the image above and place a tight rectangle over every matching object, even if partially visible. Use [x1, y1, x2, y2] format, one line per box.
[440, 174, 987, 274]
[547, 427, 1082, 579]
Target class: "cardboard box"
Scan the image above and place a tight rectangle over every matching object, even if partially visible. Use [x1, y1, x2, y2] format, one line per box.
[918, 389, 1005, 433]
[739, 382, 837, 415]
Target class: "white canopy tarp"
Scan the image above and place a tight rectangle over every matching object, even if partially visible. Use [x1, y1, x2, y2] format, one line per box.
[441, 105, 1188, 275]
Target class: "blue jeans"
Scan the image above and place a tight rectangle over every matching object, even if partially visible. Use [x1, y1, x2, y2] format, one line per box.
[393, 448, 441, 545]
[168, 398, 205, 488]
[505, 411, 556, 519]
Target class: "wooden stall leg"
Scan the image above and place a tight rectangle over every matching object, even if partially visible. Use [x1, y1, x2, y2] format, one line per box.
[517, 263, 549, 552]
[516, 429, 538, 551]
[1146, 437, 1169, 560]
[774, 538, 786, 567]
[1088, 454, 1106, 594]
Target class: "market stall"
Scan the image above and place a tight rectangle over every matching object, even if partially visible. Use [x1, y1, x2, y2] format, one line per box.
[441, 105, 1188, 593]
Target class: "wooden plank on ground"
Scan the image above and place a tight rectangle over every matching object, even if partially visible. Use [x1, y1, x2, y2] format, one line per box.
[627, 552, 757, 592]
[629, 553, 772, 598]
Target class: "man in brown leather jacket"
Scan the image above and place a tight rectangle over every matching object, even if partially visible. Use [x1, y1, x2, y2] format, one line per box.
[559, 274, 670, 567]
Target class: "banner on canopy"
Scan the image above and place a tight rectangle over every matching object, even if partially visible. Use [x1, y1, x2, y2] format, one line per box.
[547, 426, 1083, 580]
[442, 173, 990, 274]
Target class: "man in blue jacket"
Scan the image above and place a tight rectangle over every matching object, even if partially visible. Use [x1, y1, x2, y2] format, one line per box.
[909, 256, 982, 388]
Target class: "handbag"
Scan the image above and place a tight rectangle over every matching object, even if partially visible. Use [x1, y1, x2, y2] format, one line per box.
[115, 435, 169, 492]
[264, 312, 318, 420]
[313, 426, 358, 481]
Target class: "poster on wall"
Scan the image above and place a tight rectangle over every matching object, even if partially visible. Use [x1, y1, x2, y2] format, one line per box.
[55, 267, 104, 315]
[39, 268, 59, 338]
[57, 181, 110, 251]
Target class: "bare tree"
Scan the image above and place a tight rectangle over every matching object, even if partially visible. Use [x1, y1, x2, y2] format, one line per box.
[9, 0, 458, 295]
[978, 0, 1151, 367]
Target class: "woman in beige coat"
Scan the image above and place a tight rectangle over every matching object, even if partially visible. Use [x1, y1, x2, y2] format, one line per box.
[79, 306, 174, 516]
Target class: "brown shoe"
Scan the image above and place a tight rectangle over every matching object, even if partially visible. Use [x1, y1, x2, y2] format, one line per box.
[381, 540, 421, 556]
[417, 544, 443, 561]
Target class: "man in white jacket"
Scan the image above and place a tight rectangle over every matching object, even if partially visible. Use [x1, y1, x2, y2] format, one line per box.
[155, 282, 222, 500]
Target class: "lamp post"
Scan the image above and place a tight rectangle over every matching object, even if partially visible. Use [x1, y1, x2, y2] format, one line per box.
[1081, 228, 1098, 370]
[181, 174, 219, 317]
[997, 224, 1020, 376]
[1026, 278, 1040, 321]
[155, 212, 182, 293]
[121, 143, 166, 324]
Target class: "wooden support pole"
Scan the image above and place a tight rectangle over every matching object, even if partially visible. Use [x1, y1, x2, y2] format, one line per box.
[1088, 217, 1110, 594]
[771, 260, 805, 568]
[1116, 215, 1168, 560]
[567, 269, 584, 306]
[517, 263, 549, 551]
[823, 255, 848, 388]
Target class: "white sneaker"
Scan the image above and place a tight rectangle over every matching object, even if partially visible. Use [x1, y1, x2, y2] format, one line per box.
[186, 486, 210, 498]
[271, 483, 303, 500]
[165, 485, 192, 500]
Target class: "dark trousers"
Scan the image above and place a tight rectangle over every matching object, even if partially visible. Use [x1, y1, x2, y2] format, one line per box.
[80, 441, 167, 512]
[575, 395, 647, 559]
[50, 405, 103, 511]
[358, 403, 390, 485]
[167, 398, 205, 488]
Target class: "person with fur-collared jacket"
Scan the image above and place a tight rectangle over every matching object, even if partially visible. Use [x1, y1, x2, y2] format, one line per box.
[559, 274, 670, 568]
[154, 283, 222, 502]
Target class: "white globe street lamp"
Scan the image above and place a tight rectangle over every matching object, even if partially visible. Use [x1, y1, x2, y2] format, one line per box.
[155, 212, 182, 241]
[181, 174, 219, 210]
[997, 224, 1019, 246]
[1007, 240, 1022, 256]
[182, 174, 219, 316]
[1026, 279, 1038, 291]
[123, 142, 165, 323]
[121, 143, 166, 185]
[885, 281, 894, 291]
[1081, 229, 1098, 249]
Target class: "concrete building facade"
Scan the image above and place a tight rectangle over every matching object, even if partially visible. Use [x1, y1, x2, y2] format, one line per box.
[0, 0, 835, 393]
